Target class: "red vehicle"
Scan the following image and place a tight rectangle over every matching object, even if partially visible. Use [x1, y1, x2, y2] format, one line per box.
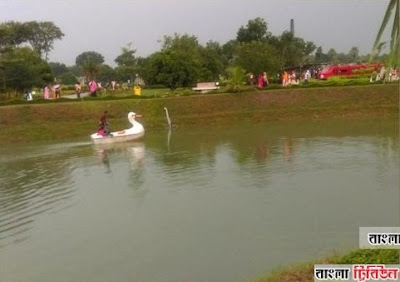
[318, 63, 382, 80]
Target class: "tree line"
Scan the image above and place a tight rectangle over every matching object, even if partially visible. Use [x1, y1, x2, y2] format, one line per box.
[0, 18, 387, 93]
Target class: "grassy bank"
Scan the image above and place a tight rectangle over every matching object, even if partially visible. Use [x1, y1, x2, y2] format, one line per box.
[255, 249, 399, 282]
[0, 84, 397, 144]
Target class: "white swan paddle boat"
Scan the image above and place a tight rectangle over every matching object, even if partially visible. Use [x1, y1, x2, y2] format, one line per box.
[90, 112, 145, 144]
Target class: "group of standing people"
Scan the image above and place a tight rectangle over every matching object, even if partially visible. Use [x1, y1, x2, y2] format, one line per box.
[249, 69, 313, 88]
[42, 79, 99, 100]
[249, 72, 269, 89]
[281, 70, 298, 86]
[75, 79, 98, 98]
[42, 83, 61, 100]
[281, 69, 313, 86]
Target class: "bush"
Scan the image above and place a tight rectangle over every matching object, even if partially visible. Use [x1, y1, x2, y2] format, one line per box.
[182, 89, 192, 96]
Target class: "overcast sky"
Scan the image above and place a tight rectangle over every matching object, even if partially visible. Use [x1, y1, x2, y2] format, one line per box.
[0, 0, 391, 66]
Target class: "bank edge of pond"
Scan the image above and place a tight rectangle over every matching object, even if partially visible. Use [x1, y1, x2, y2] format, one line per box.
[254, 249, 399, 282]
[0, 84, 398, 144]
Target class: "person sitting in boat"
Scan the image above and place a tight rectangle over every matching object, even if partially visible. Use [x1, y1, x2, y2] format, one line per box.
[98, 111, 111, 136]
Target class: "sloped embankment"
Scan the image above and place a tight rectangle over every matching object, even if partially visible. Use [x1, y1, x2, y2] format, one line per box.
[0, 84, 397, 143]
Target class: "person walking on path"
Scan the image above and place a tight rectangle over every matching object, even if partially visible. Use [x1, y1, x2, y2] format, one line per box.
[75, 82, 82, 99]
[43, 85, 50, 99]
[89, 79, 98, 97]
[54, 83, 61, 99]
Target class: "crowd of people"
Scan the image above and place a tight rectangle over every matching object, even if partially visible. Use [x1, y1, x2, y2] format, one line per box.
[38, 79, 121, 100]
[32, 65, 399, 101]
[249, 72, 270, 88]
[249, 68, 318, 88]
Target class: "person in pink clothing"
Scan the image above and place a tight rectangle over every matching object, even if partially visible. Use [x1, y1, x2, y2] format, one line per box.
[257, 74, 264, 89]
[89, 79, 98, 97]
[43, 85, 50, 99]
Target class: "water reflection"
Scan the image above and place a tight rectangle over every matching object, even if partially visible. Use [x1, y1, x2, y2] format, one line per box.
[0, 118, 398, 282]
[93, 141, 145, 173]
[96, 148, 110, 172]
[283, 137, 296, 164]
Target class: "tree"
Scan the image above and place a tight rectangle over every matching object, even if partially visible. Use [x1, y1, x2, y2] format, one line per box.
[236, 17, 271, 43]
[0, 21, 30, 50]
[348, 47, 359, 63]
[147, 49, 200, 90]
[327, 48, 338, 64]
[60, 72, 78, 85]
[81, 60, 100, 81]
[49, 62, 68, 77]
[198, 41, 226, 81]
[233, 41, 280, 75]
[115, 43, 137, 82]
[145, 34, 203, 89]
[115, 43, 137, 66]
[75, 51, 104, 80]
[371, 0, 399, 67]
[1, 47, 52, 92]
[221, 39, 239, 65]
[75, 51, 104, 67]
[270, 31, 316, 68]
[98, 64, 117, 82]
[24, 21, 64, 61]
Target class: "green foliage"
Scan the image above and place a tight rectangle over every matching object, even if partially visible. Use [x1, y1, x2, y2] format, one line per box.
[98, 64, 117, 82]
[75, 51, 104, 68]
[24, 21, 64, 60]
[234, 41, 281, 75]
[0, 21, 63, 94]
[307, 77, 372, 87]
[198, 41, 226, 81]
[0, 21, 64, 60]
[269, 31, 316, 68]
[114, 43, 138, 81]
[75, 51, 104, 80]
[145, 34, 202, 90]
[49, 62, 68, 77]
[115, 43, 137, 67]
[81, 60, 100, 81]
[0, 21, 30, 49]
[59, 72, 78, 85]
[348, 47, 360, 62]
[221, 39, 239, 64]
[1, 47, 53, 92]
[225, 66, 246, 92]
[315, 46, 366, 65]
[0, 16, 390, 96]
[237, 17, 271, 43]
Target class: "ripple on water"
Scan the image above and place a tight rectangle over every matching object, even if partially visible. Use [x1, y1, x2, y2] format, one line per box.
[0, 149, 78, 249]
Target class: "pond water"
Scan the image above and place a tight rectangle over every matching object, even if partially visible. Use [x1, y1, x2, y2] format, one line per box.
[0, 118, 398, 282]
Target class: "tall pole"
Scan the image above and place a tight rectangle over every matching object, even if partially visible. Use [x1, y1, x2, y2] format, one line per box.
[290, 19, 294, 35]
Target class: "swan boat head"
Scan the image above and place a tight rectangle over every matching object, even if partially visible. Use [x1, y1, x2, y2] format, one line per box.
[128, 112, 142, 125]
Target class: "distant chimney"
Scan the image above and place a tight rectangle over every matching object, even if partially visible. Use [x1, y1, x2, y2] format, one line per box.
[290, 19, 294, 35]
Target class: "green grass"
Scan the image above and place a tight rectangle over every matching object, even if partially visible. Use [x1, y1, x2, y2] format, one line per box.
[0, 84, 397, 144]
[255, 249, 399, 282]
[1, 78, 397, 106]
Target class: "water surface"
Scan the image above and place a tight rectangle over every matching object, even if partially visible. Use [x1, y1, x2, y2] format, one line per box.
[0, 118, 398, 281]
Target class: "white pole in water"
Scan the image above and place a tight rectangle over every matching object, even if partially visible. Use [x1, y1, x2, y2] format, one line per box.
[164, 107, 171, 129]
